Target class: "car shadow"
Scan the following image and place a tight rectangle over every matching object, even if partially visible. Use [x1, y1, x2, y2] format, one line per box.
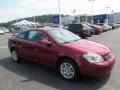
[83, 37, 88, 39]
[0, 57, 110, 90]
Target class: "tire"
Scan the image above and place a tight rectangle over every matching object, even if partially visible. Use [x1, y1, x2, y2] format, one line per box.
[11, 49, 22, 63]
[58, 59, 80, 81]
[77, 33, 85, 38]
[95, 31, 99, 35]
[86, 31, 91, 37]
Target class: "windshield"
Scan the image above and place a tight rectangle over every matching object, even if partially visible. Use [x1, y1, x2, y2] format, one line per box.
[48, 28, 81, 44]
[82, 24, 92, 29]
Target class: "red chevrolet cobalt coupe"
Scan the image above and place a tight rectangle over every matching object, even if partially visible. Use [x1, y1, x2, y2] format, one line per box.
[8, 28, 115, 80]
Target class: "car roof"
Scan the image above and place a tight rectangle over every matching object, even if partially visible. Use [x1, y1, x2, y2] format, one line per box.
[20, 27, 63, 33]
[35, 27, 62, 32]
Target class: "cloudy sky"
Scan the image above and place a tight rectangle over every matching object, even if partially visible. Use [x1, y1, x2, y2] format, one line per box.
[0, 0, 120, 23]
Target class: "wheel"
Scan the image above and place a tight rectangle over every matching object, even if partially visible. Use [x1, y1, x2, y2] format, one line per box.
[11, 49, 22, 63]
[95, 31, 99, 35]
[58, 59, 80, 80]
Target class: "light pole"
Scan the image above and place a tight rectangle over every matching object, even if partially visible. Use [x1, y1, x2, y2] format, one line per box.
[105, 7, 110, 24]
[85, 15, 88, 23]
[16, 19, 17, 23]
[111, 10, 114, 24]
[34, 16, 36, 23]
[88, 0, 95, 25]
[58, 0, 62, 26]
[34, 16, 36, 28]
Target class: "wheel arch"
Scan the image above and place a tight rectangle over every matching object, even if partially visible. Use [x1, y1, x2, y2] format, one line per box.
[10, 46, 16, 53]
[56, 56, 80, 71]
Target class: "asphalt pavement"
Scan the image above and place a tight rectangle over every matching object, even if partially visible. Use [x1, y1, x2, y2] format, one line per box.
[0, 29, 120, 90]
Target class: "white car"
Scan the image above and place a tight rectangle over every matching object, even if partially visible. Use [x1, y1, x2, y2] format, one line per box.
[4, 28, 9, 33]
[0, 30, 5, 34]
[103, 24, 112, 30]
[0, 27, 9, 33]
[97, 23, 112, 31]
[115, 23, 120, 28]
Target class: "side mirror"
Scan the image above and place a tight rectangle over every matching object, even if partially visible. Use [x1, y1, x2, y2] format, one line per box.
[39, 39, 52, 47]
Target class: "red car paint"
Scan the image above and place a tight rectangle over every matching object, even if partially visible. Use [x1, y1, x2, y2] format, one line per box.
[8, 28, 115, 77]
[91, 25, 103, 34]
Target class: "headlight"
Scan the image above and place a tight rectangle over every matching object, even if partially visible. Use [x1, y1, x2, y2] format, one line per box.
[83, 53, 104, 63]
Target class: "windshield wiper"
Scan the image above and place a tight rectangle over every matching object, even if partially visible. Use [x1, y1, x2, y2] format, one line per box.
[71, 39, 80, 42]
[62, 39, 80, 44]
[62, 41, 71, 44]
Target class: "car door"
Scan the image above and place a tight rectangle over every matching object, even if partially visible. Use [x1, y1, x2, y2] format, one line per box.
[26, 30, 59, 66]
[16, 31, 34, 60]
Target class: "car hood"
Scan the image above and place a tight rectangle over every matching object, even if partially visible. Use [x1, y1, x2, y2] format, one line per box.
[63, 40, 110, 55]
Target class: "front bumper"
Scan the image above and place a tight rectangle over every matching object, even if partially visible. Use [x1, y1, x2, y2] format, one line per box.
[90, 29, 96, 35]
[83, 30, 91, 36]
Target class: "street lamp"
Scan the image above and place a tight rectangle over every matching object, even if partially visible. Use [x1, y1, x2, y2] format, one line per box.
[88, 0, 95, 25]
[34, 16, 36, 28]
[58, 0, 62, 26]
[105, 7, 110, 24]
[111, 10, 114, 24]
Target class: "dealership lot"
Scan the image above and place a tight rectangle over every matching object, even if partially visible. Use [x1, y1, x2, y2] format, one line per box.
[0, 29, 120, 90]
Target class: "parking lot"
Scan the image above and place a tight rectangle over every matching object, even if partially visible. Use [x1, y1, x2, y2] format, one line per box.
[0, 28, 120, 90]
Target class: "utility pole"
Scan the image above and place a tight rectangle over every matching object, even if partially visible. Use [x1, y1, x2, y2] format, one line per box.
[34, 16, 36, 28]
[58, 0, 62, 27]
[105, 7, 110, 24]
[88, 0, 95, 25]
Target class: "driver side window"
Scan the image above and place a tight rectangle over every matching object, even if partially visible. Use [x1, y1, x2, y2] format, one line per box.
[28, 31, 47, 42]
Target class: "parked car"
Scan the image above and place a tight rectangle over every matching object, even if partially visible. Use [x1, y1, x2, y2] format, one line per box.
[91, 25, 103, 34]
[8, 28, 115, 80]
[0, 27, 9, 33]
[67, 24, 91, 38]
[97, 23, 112, 31]
[116, 23, 120, 27]
[10, 27, 25, 36]
[0, 29, 5, 34]
[52, 24, 63, 28]
[109, 23, 120, 29]
[63, 25, 69, 30]
[82, 23, 95, 35]
[109, 24, 116, 29]
[82, 22, 100, 34]
[4, 28, 9, 33]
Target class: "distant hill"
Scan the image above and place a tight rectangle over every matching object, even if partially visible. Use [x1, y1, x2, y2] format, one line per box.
[0, 14, 67, 28]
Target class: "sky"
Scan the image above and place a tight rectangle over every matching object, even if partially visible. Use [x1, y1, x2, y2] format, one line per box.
[0, 0, 120, 23]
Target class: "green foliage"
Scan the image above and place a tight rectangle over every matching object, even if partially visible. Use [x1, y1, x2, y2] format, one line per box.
[25, 14, 64, 23]
[0, 20, 16, 28]
[0, 14, 66, 28]
[27, 15, 53, 23]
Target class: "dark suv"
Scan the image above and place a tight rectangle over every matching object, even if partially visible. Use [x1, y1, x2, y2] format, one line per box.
[65, 24, 91, 38]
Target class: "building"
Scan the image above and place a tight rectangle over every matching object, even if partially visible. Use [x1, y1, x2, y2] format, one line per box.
[61, 16, 75, 25]
[74, 14, 89, 23]
[109, 12, 120, 24]
[59, 12, 120, 25]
